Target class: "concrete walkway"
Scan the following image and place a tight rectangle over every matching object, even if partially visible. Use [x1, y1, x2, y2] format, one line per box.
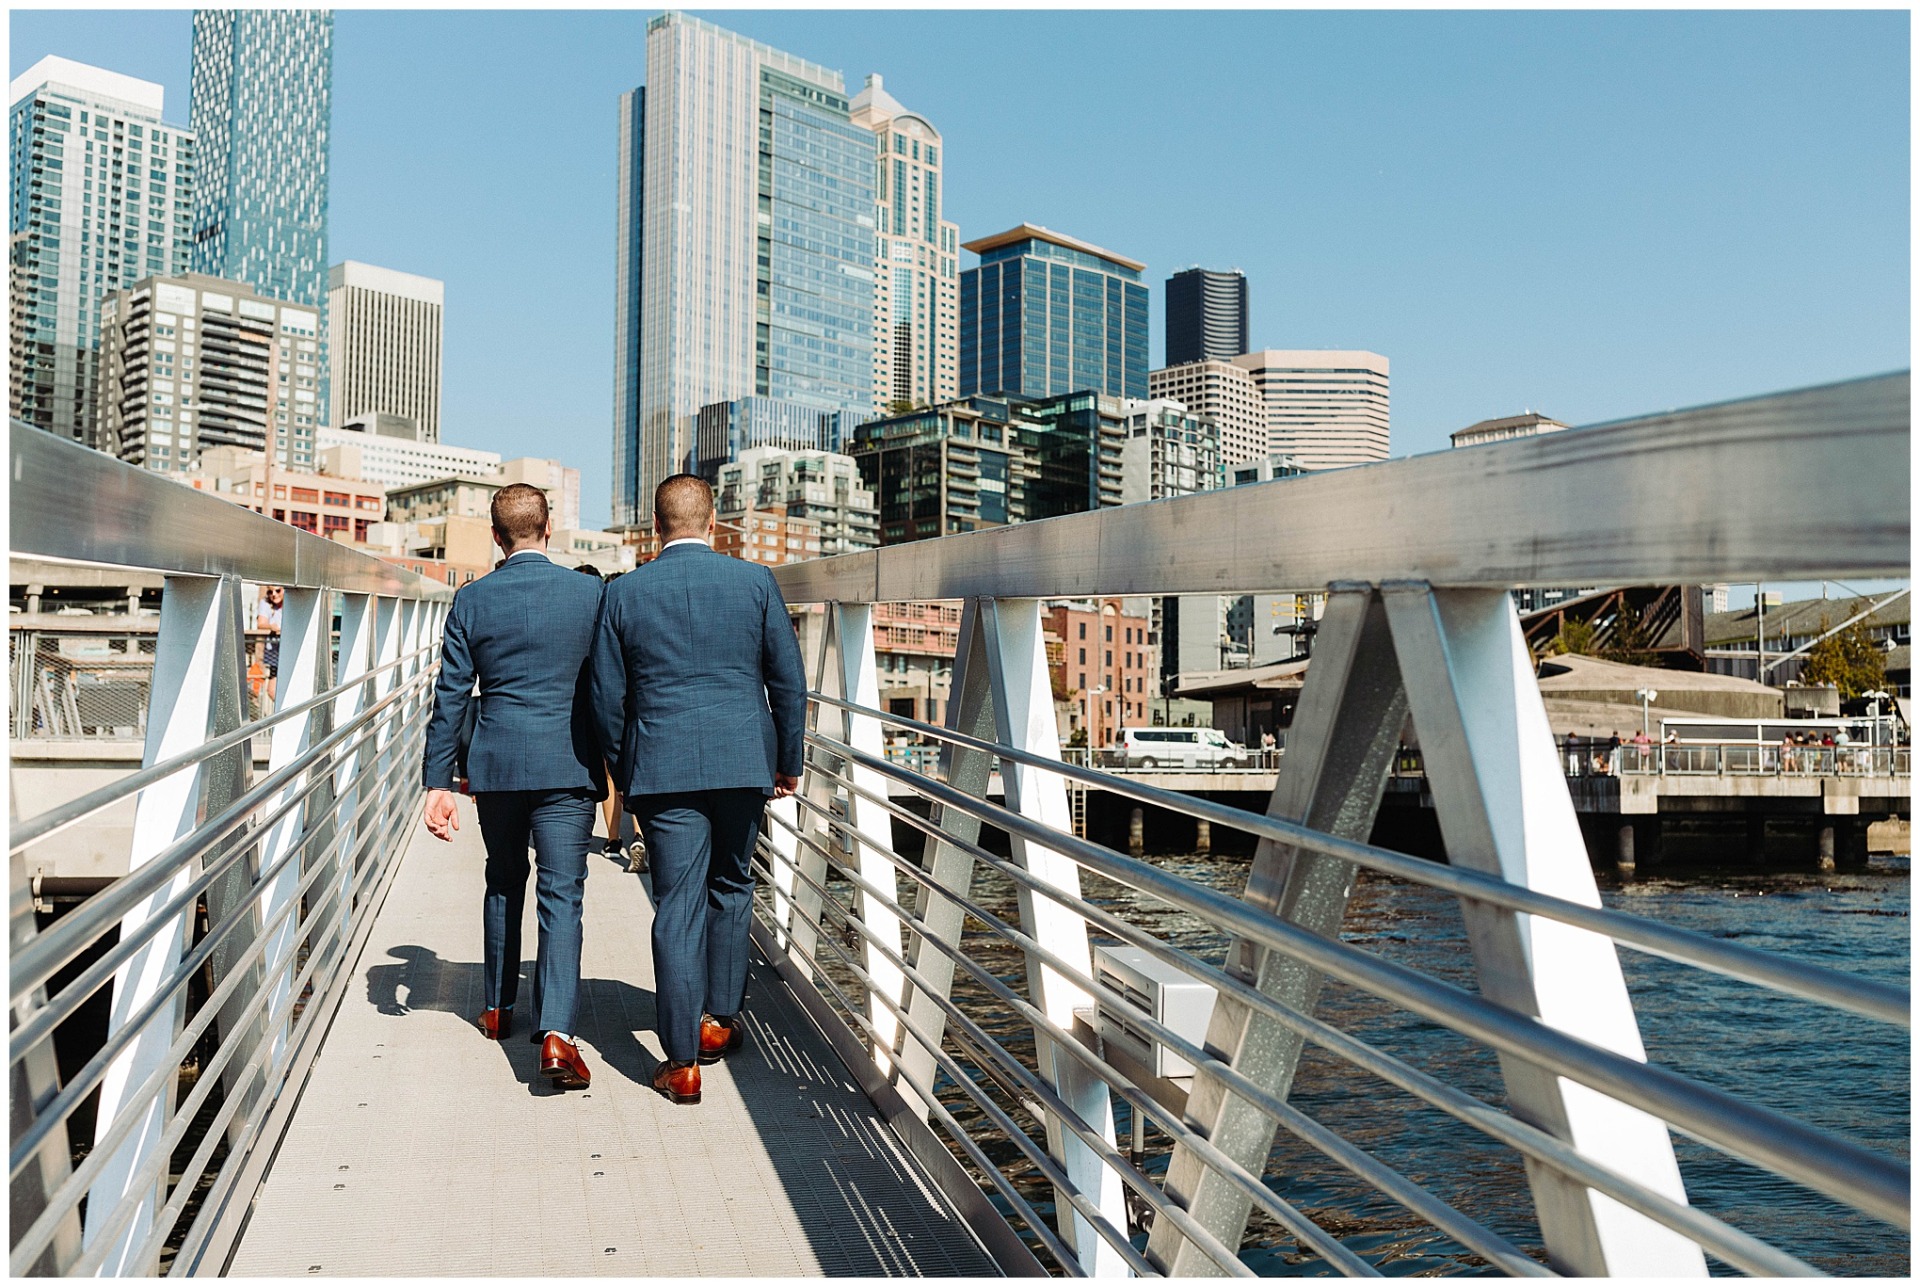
[227, 802, 1000, 1277]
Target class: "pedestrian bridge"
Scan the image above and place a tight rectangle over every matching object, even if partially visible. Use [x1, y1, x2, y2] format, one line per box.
[9, 374, 1912, 1276]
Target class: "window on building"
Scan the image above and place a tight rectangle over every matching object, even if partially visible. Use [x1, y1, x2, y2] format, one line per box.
[1077, 622, 1086, 640]
[1077, 647, 1086, 664]
[322, 514, 350, 536]
[1105, 625, 1113, 642]
[290, 486, 318, 504]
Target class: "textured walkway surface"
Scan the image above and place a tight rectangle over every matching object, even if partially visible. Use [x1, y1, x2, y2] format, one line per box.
[227, 805, 1000, 1277]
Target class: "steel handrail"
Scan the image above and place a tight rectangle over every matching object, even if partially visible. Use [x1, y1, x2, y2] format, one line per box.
[7, 718, 413, 1190]
[779, 759, 1822, 1276]
[815, 730, 1911, 1229]
[102, 754, 423, 1279]
[8, 642, 432, 856]
[765, 803, 1509, 1276]
[812, 693, 1909, 1027]
[9, 668, 428, 1006]
[755, 848, 1270, 1278]
[7, 768, 401, 1274]
[8, 690, 422, 1064]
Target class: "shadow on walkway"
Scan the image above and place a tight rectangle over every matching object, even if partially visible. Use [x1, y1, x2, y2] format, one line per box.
[364, 946, 660, 1095]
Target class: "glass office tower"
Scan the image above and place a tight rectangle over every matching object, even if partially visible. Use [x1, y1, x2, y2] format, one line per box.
[611, 13, 875, 528]
[9, 57, 195, 447]
[190, 9, 332, 463]
[960, 224, 1149, 402]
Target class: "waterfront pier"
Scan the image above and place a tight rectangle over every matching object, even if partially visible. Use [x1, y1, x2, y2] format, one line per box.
[10, 375, 1911, 1276]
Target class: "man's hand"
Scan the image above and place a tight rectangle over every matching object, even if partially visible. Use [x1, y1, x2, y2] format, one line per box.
[424, 789, 461, 841]
[772, 773, 801, 799]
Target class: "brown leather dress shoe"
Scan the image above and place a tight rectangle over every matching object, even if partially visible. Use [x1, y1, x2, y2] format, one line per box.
[476, 1007, 511, 1041]
[698, 1013, 745, 1065]
[651, 1058, 701, 1105]
[540, 1033, 591, 1090]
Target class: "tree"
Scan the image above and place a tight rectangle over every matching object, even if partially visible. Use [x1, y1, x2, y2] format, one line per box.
[1545, 617, 1596, 657]
[1799, 615, 1886, 700]
[886, 397, 920, 416]
[1600, 601, 1659, 667]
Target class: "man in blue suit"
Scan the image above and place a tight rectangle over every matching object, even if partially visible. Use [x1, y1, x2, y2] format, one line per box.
[591, 474, 807, 1105]
[422, 483, 605, 1091]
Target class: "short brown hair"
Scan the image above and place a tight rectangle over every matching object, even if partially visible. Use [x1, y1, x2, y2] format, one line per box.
[491, 483, 549, 546]
[654, 474, 713, 539]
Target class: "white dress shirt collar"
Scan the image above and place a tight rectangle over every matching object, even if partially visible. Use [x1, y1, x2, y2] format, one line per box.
[505, 548, 548, 561]
[661, 537, 710, 552]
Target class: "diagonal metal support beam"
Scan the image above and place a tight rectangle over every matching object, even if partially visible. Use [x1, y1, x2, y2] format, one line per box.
[1148, 585, 1408, 1275]
[1381, 583, 1705, 1277]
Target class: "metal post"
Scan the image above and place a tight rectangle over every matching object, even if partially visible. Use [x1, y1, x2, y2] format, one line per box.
[83, 573, 247, 1275]
[980, 598, 1129, 1276]
[1381, 583, 1705, 1277]
[321, 593, 376, 973]
[893, 600, 995, 1121]
[254, 586, 335, 1067]
[1149, 587, 1406, 1277]
[11, 852, 82, 1275]
[781, 603, 841, 983]
[830, 603, 909, 1071]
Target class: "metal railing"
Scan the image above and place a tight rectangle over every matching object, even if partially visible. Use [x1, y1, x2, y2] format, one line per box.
[1609, 741, 1911, 778]
[8, 426, 451, 1277]
[762, 374, 1911, 1277]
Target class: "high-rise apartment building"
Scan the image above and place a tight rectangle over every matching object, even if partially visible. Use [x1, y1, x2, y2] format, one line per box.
[693, 396, 847, 482]
[1231, 349, 1390, 469]
[98, 273, 321, 472]
[1164, 267, 1247, 366]
[960, 224, 1148, 402]
[190, 9, 334, 456]
[1119, 399, 1222, 505]
[9, 58, 195, 447]
[612, 13, 876, 528]
[715, 445, 878, 556]
[1148, 359, 1266, 467]
[849, 74, 959, 416]
[1019, 390, 1128, 516]
[327, 260, 443, 441]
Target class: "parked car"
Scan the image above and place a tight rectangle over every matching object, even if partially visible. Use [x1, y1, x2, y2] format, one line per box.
[1119, 727, 1249, 769]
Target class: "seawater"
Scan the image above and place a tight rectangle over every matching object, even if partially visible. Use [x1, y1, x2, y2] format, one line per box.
[908, 853, 1910, 1276]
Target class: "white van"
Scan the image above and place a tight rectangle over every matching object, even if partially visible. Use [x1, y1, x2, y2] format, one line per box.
[1119, 727, 1249, 769]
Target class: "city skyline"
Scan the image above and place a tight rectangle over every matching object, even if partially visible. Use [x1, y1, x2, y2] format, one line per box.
[8, 8, 1909, 547]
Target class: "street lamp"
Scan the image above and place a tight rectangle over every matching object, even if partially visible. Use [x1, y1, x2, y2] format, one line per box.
[1864, 690, 1890, 745]
[1635, 688, 1658, 740]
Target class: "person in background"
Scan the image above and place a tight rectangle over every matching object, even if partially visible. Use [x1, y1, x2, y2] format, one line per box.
[574, 563, 640, 869]
[255, 585, 284, 703]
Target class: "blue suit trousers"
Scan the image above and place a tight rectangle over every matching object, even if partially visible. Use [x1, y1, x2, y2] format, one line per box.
[475, 787, 597, 1041]
[632, 788, 767, 1061]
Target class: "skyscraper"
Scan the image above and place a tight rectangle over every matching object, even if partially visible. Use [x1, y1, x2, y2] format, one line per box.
[611, 13, 876, 528]
[9, 57, 195, 447]
[1231, 349, 1390, 469]
[959, 224, 1148, 402]
[190, 9, 332, 462]
[327, 261, 444, 442]
[849, 74, 959, 416]
[1164, 267, 1247, 366]
[99, 272, 320, 473]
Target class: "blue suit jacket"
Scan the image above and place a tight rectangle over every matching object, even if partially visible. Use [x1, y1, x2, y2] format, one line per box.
[591, 543, 807, 797]
[422, 551, 608, 796]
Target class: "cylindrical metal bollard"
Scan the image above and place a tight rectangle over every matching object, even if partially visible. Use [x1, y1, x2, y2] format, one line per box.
[1129, 806, 1145, 858]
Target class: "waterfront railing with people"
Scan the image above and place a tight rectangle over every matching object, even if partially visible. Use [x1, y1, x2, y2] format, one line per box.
[8, 426, 452, 1277]
[765, 373, 1910, 1276]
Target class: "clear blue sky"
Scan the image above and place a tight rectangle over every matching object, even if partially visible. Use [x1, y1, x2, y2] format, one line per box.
[12, 8, 1911, 564]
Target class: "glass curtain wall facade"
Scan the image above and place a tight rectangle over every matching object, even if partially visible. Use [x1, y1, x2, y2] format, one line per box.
[190, 8, 333, 467]
[9, 59, 194, 447]
[613, 14, 874, 529]
[849, 74, 959, 416]
[960, 224, 1148, 402]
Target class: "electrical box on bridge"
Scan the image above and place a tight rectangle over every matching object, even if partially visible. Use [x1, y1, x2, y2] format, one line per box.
[1093, 945, 1218, 1080]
